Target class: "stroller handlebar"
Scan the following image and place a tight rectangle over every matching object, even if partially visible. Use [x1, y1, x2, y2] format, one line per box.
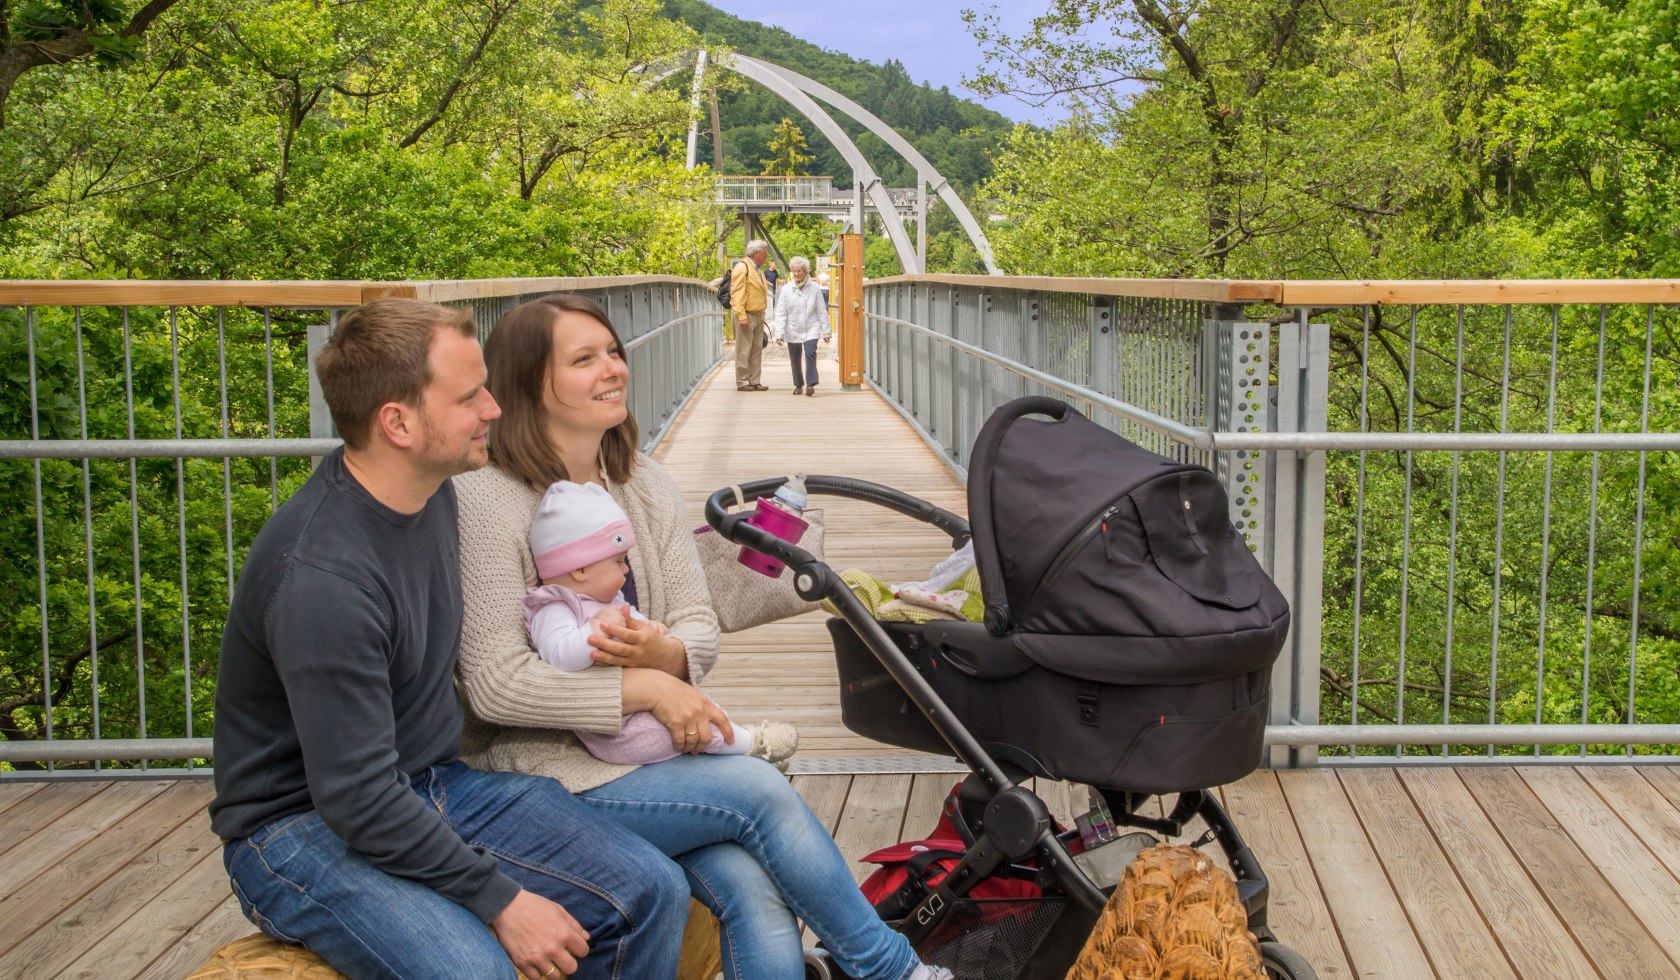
[704, 476, 971, 564]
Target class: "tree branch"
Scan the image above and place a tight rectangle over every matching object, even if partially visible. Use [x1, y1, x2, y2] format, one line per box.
[0, 0, 184, 127]
[397, 0, 516, 149]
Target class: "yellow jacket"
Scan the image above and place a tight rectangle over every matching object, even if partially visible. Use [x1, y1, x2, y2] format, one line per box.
[729, 259, 768, 317]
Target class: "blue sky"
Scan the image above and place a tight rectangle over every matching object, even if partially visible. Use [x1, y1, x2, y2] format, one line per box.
[698, 1, 1067, 127]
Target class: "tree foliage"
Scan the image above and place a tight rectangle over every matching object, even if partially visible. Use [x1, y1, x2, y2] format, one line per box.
[760, 117, 813, 176]
[1, 0, 718, 281]
[967, 0, 1680, 753]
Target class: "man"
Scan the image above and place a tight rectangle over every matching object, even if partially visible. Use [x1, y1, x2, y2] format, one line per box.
[210, 298, 686, 980]
[730, 240, 770, 391]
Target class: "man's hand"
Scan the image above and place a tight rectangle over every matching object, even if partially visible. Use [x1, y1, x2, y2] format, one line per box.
[489, 890, 589, 979]
[737, 314, 748, 328]
[775, 338, 785, 346]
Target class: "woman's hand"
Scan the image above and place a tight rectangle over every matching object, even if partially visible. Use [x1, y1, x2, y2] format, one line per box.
[588, 608, 687, 677]
[622, 669, 734, 752]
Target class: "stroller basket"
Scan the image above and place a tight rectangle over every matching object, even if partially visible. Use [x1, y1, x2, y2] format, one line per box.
[911, 895, 1069, 980]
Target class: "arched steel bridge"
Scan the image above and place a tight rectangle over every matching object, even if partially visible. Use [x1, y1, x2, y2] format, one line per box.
[671, 50, 1001, 276]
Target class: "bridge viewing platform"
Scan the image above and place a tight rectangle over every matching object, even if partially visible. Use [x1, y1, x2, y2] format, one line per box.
[0, 274, 1677, 978]
[714, 176, 924, 217]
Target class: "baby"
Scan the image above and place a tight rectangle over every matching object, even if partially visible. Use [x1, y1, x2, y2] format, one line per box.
[525, 480, 797, 768]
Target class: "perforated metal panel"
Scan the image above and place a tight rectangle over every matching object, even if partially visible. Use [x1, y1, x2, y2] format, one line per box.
[1212, 321, 1272, 566]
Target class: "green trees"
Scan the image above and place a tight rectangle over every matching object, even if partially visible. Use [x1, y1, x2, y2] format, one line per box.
[1, 0, 718, 281]
[761, 118, 814, 176]
[967, 0, 1680, 752]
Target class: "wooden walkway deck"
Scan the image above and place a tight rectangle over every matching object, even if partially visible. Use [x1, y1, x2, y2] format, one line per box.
[5, 354, 1680, 979]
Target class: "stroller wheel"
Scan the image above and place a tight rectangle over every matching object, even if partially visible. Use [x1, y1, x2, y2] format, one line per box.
[1259, 940, 1317, 980]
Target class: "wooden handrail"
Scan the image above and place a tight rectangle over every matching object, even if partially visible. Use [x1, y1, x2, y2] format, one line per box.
[8, 275, 1680, 308]
[870, 275, 1680, 306]
[867, 274, 1282, 303]
[1275, 279, 1680, 305]
[0, 275, 713, 308]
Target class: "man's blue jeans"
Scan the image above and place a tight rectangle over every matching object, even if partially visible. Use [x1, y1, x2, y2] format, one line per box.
[581, 754, 919, 980]
[223, 761, 688, 980]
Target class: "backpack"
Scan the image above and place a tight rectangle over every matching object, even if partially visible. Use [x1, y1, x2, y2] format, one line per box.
[716, 260, 743, 308]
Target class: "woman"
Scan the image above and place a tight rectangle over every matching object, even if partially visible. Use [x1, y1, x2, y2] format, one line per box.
[453, 294, 949, 980]
[772, 256, 831, 396]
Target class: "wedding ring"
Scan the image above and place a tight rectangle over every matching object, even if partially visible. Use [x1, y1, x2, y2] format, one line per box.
[685, 729, 698, 735]
[540, 966, 558, 979]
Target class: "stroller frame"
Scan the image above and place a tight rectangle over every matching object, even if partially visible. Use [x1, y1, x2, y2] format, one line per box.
[707, 475, 1310, 979]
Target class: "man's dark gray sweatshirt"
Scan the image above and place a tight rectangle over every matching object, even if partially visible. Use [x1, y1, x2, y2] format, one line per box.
[210, 449, 520, 923]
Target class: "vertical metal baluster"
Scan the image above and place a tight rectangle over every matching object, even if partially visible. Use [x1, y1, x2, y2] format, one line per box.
[265, 310, 278, 513]
[27, 307, 54, 758]
[125, 310, 148, 758]
[1578, 306, 1608, 756]
[172, 307, 192, 746]
[1350, 308, 1371, 744]
[76, 308, 102, 764]
[1394, 307, 1420, 752]
[1534, 307, 1560, 755]
[220, 310, 234, 628]
[1442, 307, 1465, 757]
[1487, 307, 1513, 756]
[1624, 305, 1654, 756]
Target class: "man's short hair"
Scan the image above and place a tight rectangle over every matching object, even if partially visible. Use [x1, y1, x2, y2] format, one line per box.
[315, 298, 477, 450]
[745, 239, 768, 258]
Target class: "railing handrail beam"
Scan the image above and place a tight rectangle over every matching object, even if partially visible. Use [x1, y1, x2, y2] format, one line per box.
[870, 274, 1680, 306]
[1266, 724, 1680, 746]
[0, 275, 714, 309]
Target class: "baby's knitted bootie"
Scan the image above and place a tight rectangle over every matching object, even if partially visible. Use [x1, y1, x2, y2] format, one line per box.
[748, 721, 800, 772]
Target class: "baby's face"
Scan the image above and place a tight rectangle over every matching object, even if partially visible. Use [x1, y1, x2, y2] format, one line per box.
[568, 552, 630, 603]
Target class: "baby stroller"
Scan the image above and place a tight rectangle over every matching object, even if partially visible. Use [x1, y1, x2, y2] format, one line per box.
[706, 397, 1316, 980]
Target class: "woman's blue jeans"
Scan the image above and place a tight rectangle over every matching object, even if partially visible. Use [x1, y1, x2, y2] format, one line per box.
[788, 339, 820, 388]
[223, 761, 688, 980]
[581, 754, 919, 980]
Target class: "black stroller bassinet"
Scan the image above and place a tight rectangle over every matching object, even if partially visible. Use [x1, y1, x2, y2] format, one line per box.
[707, 397, 1312, 980]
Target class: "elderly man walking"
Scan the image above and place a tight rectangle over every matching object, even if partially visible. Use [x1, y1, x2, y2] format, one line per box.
[730, 240, 770, 391]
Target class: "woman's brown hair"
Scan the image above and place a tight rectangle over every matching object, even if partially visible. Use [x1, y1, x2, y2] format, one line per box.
[483, 294, 641, 489]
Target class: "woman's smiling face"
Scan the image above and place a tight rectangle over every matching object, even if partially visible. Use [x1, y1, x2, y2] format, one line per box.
[544, 310, 629, 434]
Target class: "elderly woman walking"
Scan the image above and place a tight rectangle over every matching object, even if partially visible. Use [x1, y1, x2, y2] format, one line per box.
[771, 257, 831, 396]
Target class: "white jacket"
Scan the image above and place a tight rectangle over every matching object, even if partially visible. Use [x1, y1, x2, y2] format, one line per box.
[772, 278, 831, 344]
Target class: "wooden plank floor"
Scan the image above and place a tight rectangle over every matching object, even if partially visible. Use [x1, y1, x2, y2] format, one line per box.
[653, 346, 969, 760]
[6, 767, 1680, 978]
[7, 358, 1680, 978]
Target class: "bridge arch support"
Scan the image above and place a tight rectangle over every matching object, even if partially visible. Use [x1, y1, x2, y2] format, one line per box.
[687, 51, 1000, 276]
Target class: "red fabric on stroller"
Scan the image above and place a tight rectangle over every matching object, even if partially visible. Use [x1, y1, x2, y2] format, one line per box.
[858, 787, 1050, 909]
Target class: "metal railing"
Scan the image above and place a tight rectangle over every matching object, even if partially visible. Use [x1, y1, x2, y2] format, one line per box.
[713, 176, 836, 205]
[864, 275, 1680, 764]
[0, 277, 722, 774]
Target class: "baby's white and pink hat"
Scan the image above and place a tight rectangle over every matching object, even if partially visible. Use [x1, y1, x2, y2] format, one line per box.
[530, 480, 636, 579]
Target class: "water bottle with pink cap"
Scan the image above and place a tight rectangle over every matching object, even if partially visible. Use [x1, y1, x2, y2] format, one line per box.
[738, 474, 809, 577]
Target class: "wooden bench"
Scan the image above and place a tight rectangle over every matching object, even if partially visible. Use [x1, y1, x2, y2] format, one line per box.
[188, 900, 722, 979]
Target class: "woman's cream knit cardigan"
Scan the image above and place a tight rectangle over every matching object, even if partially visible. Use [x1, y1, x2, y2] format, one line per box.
[453, 456, 722, 793]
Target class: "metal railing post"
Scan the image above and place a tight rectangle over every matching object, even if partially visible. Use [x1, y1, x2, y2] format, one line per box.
[1263, 312, 1330, 766]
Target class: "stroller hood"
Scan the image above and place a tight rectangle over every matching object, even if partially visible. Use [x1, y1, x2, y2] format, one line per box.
[968, 397, 1289, 683]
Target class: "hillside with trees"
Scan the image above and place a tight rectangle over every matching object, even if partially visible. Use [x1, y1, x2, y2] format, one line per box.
[661, 0, 1014, 191]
